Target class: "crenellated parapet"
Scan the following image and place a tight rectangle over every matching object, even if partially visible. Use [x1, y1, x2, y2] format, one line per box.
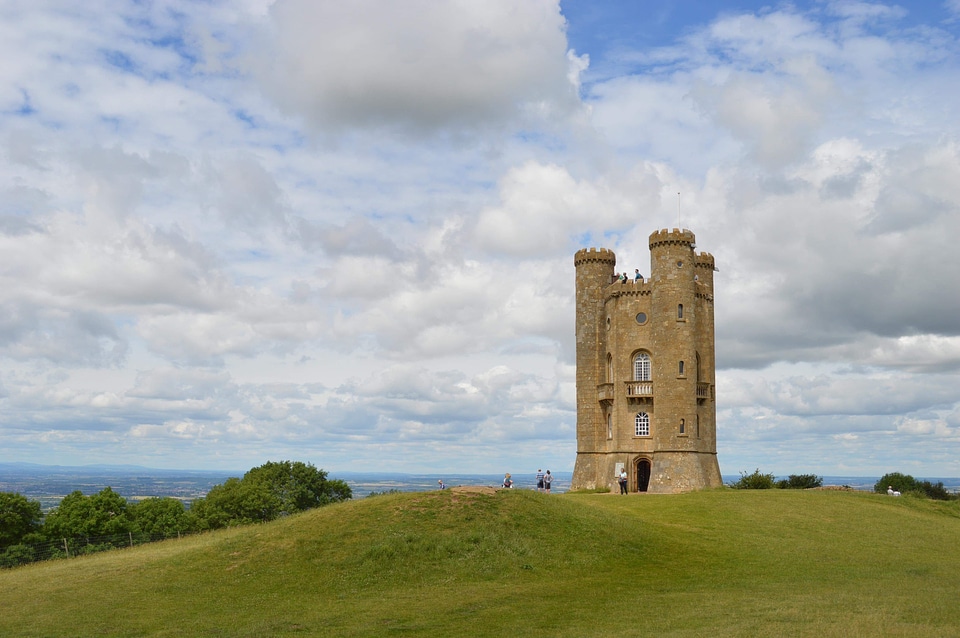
[648, 228, 695, 250]
[574, 247, 617, 267]
[606, 283, 651, 299]
[695, 252, 716, 271]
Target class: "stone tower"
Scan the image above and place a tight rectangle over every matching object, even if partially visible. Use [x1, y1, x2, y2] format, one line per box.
[571, 228, 721, 493]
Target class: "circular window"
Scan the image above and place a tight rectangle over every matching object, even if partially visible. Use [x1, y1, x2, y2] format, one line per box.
[635, 312, 647, 324]
[676, 260, 683, 268]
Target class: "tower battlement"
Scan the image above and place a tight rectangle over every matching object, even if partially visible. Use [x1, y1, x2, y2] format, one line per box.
[648, 228, 695, 249]
[574, 247, 617, 266]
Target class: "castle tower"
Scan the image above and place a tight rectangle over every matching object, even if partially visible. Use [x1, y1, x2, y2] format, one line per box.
[571, 229, 721, 493]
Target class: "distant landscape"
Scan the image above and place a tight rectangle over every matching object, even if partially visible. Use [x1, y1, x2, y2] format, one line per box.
[3, 462, 959, 509]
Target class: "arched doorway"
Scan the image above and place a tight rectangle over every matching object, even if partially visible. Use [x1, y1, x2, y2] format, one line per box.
[636, 458, 651, 492]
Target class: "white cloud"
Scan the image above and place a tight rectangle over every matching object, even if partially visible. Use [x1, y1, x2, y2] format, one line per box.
[474, 161, 662, 255]
[255, 0, 586, 134]
[2, 0, 960, 478]
[690, 57, 837, 167]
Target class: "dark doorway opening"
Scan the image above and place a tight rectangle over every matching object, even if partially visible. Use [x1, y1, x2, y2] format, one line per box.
[636, 459, 651, 492]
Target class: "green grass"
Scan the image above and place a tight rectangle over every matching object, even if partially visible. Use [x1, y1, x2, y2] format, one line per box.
[2, 488, 959, 637]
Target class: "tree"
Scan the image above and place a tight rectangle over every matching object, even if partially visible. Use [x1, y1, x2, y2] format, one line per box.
[131, 497, 191, 537]
[188, 477, 272, 529]
[0, 492, 43, 548]
[244, 460, 352, 513]
[188, 461, 352, 529]
[43, 487, 134, 540]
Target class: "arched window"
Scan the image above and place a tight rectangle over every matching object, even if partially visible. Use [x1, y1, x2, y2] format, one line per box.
[680, 418, 685, 434]
[635, 412, 650, 437]
[679, 360, 685, 376]
[607, 412, 613, 440]
[633, 353, 651, 381]
[606, 353, 613, 383]
[677, 304, 684, 319]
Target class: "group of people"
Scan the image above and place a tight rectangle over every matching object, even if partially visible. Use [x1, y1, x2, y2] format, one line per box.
[437, 471, 559, 491]
[613, 269, 644, 284]
[536, 469, 553, 492]
[500, 469, 553, 492]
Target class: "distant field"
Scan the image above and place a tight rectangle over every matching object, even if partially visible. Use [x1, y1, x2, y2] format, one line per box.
[0, 464, 237, 510]
[4, 464, 960, 507]
[1, 488, 959, 637]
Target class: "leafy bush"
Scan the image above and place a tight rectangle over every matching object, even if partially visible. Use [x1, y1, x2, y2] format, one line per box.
[732, 469, 776, 489]
[0, 544, 35, 568]
[875, 472, 955, 500]
[918, 480, 953, 500]
[776, 474, 823, 489]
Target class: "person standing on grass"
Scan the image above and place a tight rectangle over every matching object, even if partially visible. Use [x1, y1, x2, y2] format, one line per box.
[619, 468, 628, 494]
[543, 470, 553, 493]
[536, 469, 545, 492]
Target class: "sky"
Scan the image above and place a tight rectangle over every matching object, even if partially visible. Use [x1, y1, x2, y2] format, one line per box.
[2, 0, 960, 478]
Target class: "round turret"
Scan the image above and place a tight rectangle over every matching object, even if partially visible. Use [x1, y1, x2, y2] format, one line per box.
[574, 247, 617, 268]
[572, 247, 617, 486]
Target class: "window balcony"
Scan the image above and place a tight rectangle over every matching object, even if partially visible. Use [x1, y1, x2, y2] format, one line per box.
[697, 382, 713, 401]
[597, 383, 615, 403]
[625, 381, 653, 397]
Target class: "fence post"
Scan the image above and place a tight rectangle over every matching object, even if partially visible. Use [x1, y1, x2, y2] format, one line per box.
[62, 538, 69, 558]
[129, 531, 134, 548]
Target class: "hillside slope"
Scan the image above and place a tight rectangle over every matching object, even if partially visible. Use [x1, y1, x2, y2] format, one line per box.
[1, 488, 959, 637]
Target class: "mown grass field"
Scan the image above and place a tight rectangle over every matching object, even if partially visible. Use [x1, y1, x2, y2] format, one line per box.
[1, 487, 959, 637]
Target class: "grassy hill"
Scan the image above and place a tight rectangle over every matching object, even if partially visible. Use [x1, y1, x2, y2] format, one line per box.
[1, 487, 959, 637]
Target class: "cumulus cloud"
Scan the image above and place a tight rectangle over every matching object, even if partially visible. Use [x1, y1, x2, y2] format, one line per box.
[3, 0, 960, 477]
[255, 0, 586, 133]
[473, 161, 662, 255]
[689, 57, 837, 167]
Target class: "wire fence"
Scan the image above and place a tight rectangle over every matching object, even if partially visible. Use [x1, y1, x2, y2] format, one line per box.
[1, 530, 195, 569]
